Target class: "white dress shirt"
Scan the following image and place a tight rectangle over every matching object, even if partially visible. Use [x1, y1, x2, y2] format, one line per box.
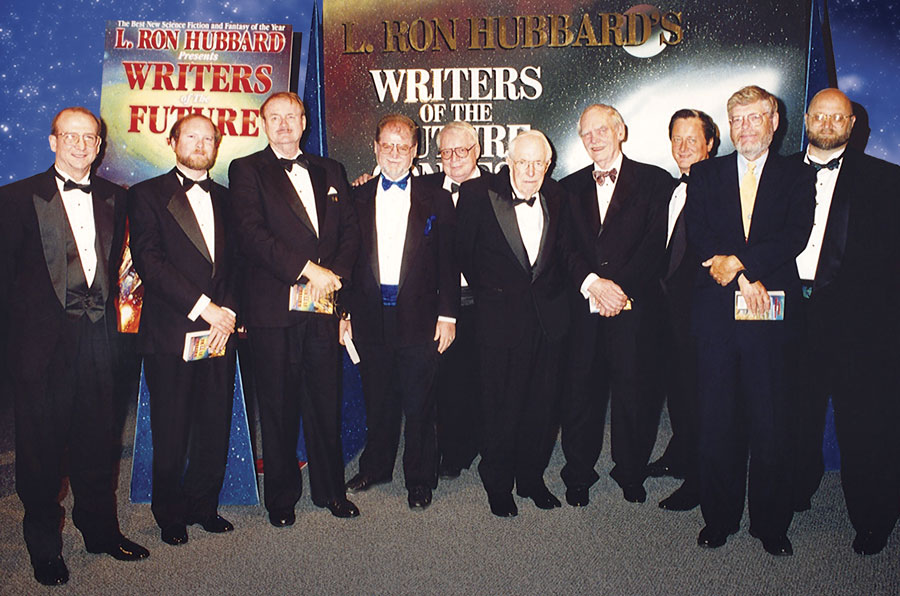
[580, 152, 624, 296]
[55, 167, 97, 287]
[509, 174, 544, 266]
[272, 148, 319, 237]
[666, 180, 687, 248]
[375, 174, 412, 285]
[176, 168, 219, 321]
[796, 149, 844, 280]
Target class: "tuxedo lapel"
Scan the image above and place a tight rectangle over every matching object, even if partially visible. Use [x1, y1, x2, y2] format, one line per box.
[815, 154, 853, 290]
[530, 193, 552, 280]
[488, 186, 531, 275]
[398, 179, 425, 293]
[358, 183, 380, 283]
[308, 161, 329, 235]
[91, 187, 115, 300]
[266, 155, 317, 236]
[573, 169, 601, 236]
[32, 169, 67, 308]
[721, 156, 744, 241]
[164, 171, 212, 266]
[602, 158, 634, 234]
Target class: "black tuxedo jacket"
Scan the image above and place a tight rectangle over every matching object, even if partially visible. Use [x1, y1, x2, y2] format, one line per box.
[128, 169, 237, 355]
[794, 148, 900, 345]
[685, 151, 815, 338]
[456, 166, 570, 347]
[562, 157, 671, 308]
[0, 167, 124, 370]
[228, 146, 358, 328]
[346, 175, 458, 346]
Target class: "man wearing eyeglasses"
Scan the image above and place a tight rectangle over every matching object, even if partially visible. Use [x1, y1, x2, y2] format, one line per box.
[456, 130, 570, 517]
[0, 107, 149, 586]
[342, 114, 458, 510]
[420, 120, 486, 481]
[558, 104, 671, 509]
[229, 92, 360, 526]
[787, 88, 900, 555]
[685, 85, 815, 556]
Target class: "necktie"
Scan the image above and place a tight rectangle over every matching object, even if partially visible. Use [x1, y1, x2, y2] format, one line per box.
[811, 156, 841, 172]
[381, 173, 410, 191]
[511, 195, 537, 207]
[740, 162, 757, 240]
[593, 168, 618, 185]
[182, 177, 212, 192]
[56, 171, 91, 193]
[279, 155, 308, 171]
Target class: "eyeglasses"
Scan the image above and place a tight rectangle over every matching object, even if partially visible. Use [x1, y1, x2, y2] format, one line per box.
[808, 113, 853, 124]
[513, 159, 548, 170]
[378, 142, 413, 155]
[728, 112, 770, 127]
[56, 132, 100, 146]
[439, 144, 477, 160]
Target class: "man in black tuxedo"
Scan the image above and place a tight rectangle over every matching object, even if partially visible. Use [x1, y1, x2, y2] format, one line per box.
[0, 107, 148, 586]
[559, 104, 671, 507]
[421, 120, 484, 480]
[686, 85, 815, 556]
[456, 130, 569, 517]
[788, 88, 900, 555]
[229, 92, 360, 525]
[648, 109, 718, 512]
[129, 114, 238, 546]
[342, 114, 458, 510]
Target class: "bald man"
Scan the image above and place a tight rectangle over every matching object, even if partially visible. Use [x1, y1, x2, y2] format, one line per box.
[788, 88, 900, 555]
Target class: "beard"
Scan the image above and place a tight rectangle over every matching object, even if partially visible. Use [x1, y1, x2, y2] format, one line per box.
[808, 126, 851, 151]
[179, 150, 217, 172]
[733, 128, 774, 160]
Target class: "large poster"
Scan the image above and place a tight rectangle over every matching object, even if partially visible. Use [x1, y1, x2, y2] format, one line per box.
[98, 19, 294, 186]
[324, 1, 810, 178]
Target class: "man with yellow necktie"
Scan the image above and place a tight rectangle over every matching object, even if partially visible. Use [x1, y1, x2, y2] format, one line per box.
[685, 86, 815, 557]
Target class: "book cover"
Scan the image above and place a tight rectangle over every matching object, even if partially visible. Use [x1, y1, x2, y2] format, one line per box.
[734, 290, 785, 321]
[289, 283, 335, 314]
[182, 330, 227, 362]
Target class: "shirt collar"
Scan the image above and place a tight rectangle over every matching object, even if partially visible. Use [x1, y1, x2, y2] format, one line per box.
[54, 166, 89, 185]
[592, 152, 624, 175]
[271, 146, 302, 161]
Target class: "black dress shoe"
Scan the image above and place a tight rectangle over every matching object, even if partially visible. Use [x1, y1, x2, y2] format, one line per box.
[268, 509, 296, 527]
[408, 486, 433, 510]
[517, 485, 561, 510]
[646, 457, 684, 479]
[439, 461, 462, 480]
[748, 527, 793, 556]
[697, 525, 738, 549]
[565, 487, 590, 507]
[658, 484, 700, 511]
[32, 555, 69, 586]
[87, 535, 150, 561]
[346, 472, 389, 493]
[622, 483, 647, 503]
[161, 525, 188, 546]
[324, 498, 360, 518]
[488, 493, 518, 518]
[853, 530, 889, 555]
[188, 513, 234, 533]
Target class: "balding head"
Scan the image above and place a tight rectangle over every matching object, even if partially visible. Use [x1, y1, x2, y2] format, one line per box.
[805, 88, 855, 156]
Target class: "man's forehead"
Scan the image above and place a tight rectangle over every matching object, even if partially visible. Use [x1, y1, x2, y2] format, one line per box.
[581, 108, 615, 128]
[439, 128, 471, 147]
[809, 92, 850, 113]
[265, 98, 302, 116]
[382, 123, 414, 141]
[729, 100, 766, 114]
[58, 111, 99, 132]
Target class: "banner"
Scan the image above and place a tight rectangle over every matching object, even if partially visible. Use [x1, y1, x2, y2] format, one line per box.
[98, 19, 294, 186]
[324, 1, 810, 178]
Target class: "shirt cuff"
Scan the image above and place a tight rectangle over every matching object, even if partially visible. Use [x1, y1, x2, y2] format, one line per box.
[188, 295, 211, 321]
[438, 316, 457, 325]
[298, 260, 313, 280]
[580, 273, 600, 299]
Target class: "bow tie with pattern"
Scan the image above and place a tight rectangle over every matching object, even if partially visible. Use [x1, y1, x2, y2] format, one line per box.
[811, 156, 842, 172]
[56, 171, 91, 193]
[593, 168, 618, 185]
[511, 194, 537, 207]
[182, 177, 212, 192]
[279, 155, 308, 171]
[381, 173, 410, 191]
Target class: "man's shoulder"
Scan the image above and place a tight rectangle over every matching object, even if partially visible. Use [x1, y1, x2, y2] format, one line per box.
[0, 168, 54, 197]
[559, 164, 593, 189]
[304, 151, 347, 175]
[418, 171, 444, 186]
[622, 155, 669, 178]
[229, 147, 273, 172]
[128, 170, 173, 193]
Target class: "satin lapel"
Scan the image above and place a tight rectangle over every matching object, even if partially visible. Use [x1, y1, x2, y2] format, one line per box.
[574, 169, 601, 236]
[308, 161, 329, 236]
[601, 159, 634, 235]
[210, 184, 229, 279]
[488, 187, 531, 274]
[269, 160, 317, 236]
[32, 170, 67, 308]
[399, 180, 425, 292]
[530, 192, 552, 280]
[815, 156, 853, 291]
[358, 185, 380, 283]
[165, 173, 212, 265]
[92, 189, 115, 301]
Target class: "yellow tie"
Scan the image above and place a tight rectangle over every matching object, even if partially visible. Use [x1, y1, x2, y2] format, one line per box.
[740, 162, 757, 240]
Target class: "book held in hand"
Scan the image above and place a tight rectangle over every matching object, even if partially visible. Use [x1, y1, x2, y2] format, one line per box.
[289, 283, 335, 314]
[182, 330, 227, 362]
[734, 290, 785, 321]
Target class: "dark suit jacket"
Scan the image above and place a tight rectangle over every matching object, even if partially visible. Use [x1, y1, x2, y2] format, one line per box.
[794, 148, 900, 346]
[0, 167, 124, 372]
[562, 157, 671, 309]
[685, 151, 815, 338]
[347, 175, 459, 347]
[228, 146, 358, 328]
[128, 169, 237, 355]
[456, 166, 570, 347]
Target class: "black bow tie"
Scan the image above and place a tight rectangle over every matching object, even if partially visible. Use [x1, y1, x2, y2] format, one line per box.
[279, 155, 308, 172]
[511, 195, 537, 208]
[450, 182, 460, 194]
[679, 174, 690, 184]
[56, 172, 91, 193]
[182, 177, 212, 192]
[811, 156, 842, 172]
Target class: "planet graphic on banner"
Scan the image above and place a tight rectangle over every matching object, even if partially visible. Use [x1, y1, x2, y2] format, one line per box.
[622, 4, 674, 59]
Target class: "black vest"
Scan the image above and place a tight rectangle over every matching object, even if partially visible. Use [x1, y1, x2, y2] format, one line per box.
[64, 217, 108, 323]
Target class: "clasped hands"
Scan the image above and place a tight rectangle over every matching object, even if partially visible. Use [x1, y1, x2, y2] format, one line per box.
[587, 278, 628, 317]
[200, 303, 236, 354]
[302, 261, 342, 301]
[702, 255, 770, 316]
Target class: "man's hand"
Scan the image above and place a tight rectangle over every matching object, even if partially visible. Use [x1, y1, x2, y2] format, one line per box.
[702, 255, 744, 287]
[301, 262, 342, 301]
[587, 278, 628, 317]
[434, 320, 456, 354]
[351, 173, 374, 187]
[737, 273, 770, 317]
[200, 303, 236, 336]
[339, 319, 352, 345]
[207, 327, 230, 354]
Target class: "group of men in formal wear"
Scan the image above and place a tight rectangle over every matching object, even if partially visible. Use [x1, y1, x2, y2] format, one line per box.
[4, 84, 898, 585]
